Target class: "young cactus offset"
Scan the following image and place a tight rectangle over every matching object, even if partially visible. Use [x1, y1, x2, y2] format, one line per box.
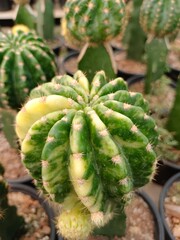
[64, 0, 126, 81]
[0, 31, 57, 109]
[139, 0, 180, 93]
[15, 71, 158, 239]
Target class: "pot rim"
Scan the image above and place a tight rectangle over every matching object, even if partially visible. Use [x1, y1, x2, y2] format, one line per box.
[159, 172, 180, 240]
[8, 182, 58, 240]
[136, 190, 165, 240]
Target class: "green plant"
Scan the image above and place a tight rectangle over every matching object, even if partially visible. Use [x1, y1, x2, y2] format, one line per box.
[0, 163, 25, 240]
[15, 70, 158, 239]
[0, 30, 57, 109]
[63, 0, 126, 82]
[139, 0, 180, 94]
[14, 0, 36, 30]
[35, 0, 55, 40]
[166, 75, 180, 149]
[123, 0, 146, 62]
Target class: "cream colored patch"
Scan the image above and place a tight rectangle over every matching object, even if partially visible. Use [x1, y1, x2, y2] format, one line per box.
[131, 125, 138, 132]
[112, 155, 123, 164]
[99, 129, 108, 137]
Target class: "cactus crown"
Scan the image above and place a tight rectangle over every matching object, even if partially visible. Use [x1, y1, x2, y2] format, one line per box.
[0, 31, 57, 109]
[140, 0, 180, 38]
[15, 71, 158, 239]
[64, 0, 126, 43]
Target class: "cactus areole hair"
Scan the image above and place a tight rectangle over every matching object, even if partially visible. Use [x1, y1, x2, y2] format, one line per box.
[16, 71, 158, 239]
[64, 0, 126, 43]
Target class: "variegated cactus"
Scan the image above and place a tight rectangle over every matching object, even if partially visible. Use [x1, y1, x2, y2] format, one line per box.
[15, 71, 158, 239]
[0, 31, 57, 109]
[63, 0, 126, 81]
[140, 0, 180, 38]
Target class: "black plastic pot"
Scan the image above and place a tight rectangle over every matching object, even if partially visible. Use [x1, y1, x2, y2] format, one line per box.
[127, 75, 178, 186]
[166, 67, 180, 82]
[61, 51, 79, 76]
[7, 174, 33, 186]
[0, 0, 12, 11]
[137, 190, 164, 240]
[114, 50, 145, 80]
[159, 172, 180, 240]
[8, 182, 58, 240]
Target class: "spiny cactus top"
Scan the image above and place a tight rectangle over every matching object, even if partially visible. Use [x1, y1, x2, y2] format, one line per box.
[140, 0, 180, 38]
[0, 31, 57, 109]
[15, 71, 158, 239]
[64, 0, 126, 43]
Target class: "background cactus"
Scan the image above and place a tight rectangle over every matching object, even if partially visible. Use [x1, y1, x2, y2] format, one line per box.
[0, 163, 25, 240]
[166, 75, 180, 149]
[63, 0, 126, 81]
[35, 0, 55, 40]
[15, 70, 158, 239]
[14, 0, 36, 30]
[0, 30, 57, 109]
[140, 0, 180, 39]
[123, 0, 146, 62]
[139, 0, 180, 94]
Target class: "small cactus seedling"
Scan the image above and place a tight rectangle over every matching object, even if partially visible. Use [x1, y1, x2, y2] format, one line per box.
[15, 70, 158, 239]
[139, 0, 180, 94]
[0, 163, 25, 240]
[0, 30, 57, 109]
[64, 0, 126, 81]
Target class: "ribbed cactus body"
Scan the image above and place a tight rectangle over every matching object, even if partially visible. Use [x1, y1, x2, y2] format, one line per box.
[0, 31, 57, 109]
[15, 71, 158, 237]
[140, 0, 180, 38]
[64, 0, 126, 43]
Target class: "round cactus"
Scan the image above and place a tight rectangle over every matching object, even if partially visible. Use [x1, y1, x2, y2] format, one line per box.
[140, 0, 180, 38]
[64, 0, 126, 43]
[15, 71, 158, 238]
[0, 31, 57, 109]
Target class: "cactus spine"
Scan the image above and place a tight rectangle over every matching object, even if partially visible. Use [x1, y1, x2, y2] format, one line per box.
[139, 0, 180, 94]
[15, 71, 158, 239]
[64, 0, 126, 81]
[0, 31, 57, 109]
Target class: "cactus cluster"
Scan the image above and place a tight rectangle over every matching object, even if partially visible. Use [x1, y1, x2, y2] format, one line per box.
[0, 31, 57, 109]
[140, 0, 180, 38]
[64, 0, 126, 44]
[15, 71, 158, 239]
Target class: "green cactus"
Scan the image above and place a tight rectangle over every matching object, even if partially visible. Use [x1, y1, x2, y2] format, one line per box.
[139, 0, 180, 94]
[15, 0, 36, 30]
[166, 75, 180, 149]
[0, 30, 57, 109]
[0, 163, 25, 240]
[123, 0, 146, 62]
[140, 0, 180, 39]
[64, 0, 126, 81]
[35, 0, 55, 40]
[15, 70, 158, 239]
